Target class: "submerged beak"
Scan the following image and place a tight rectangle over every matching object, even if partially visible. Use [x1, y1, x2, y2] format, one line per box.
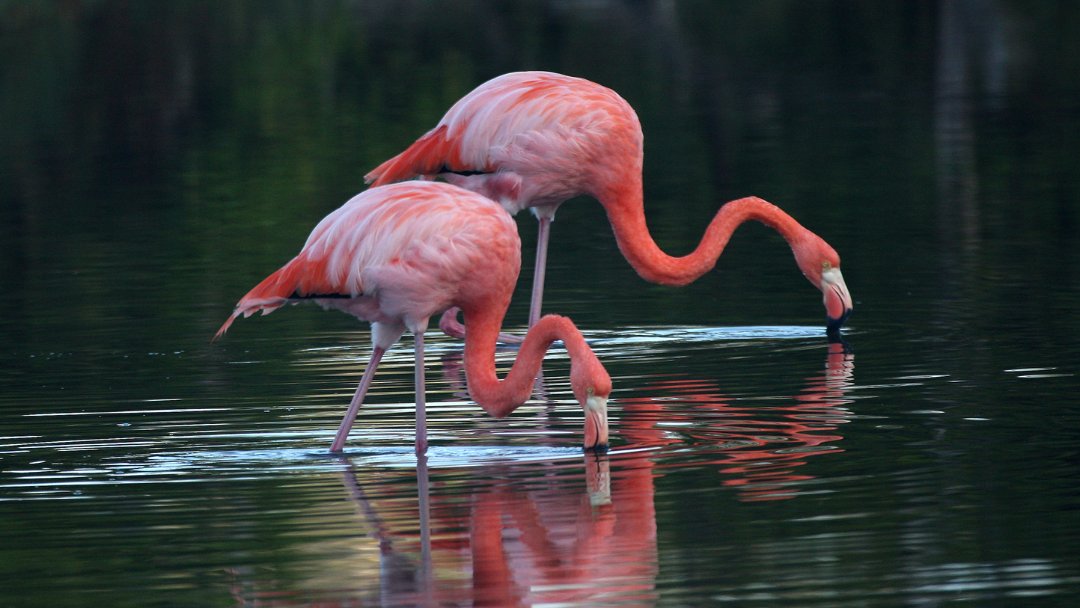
[822, 267, 853, 340]
[583, 394, 609, 452]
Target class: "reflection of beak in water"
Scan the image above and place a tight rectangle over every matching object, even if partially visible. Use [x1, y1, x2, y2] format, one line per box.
[469, 453, 654, 606]
[586, 452, 612, 506]
[620, 342, 855, 502]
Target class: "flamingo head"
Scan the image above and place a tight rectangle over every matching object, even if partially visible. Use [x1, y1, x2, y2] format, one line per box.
[793, 234, 853, 341]
[572, 359, 612, 452]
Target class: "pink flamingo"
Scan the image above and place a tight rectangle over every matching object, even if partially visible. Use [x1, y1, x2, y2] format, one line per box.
[214, 181, 610, 455]
[367, 71, 853, 342]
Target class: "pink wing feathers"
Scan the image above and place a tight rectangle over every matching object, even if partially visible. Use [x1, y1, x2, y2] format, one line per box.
[364, 71, 640, 200]
[215, 182, 520, 339]
[365, 124, 460, 187]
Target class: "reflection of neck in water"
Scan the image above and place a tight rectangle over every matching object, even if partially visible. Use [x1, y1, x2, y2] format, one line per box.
[330, 452, 656, 607]
[228, 348, 850, 603]
[620, 342, 855, 502]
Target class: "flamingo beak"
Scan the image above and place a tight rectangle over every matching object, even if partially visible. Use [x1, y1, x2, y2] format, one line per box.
[583, 394, 609, 452]
[822, 267, 853, 341]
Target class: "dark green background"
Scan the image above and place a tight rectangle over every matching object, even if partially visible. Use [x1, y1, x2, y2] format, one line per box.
[2, 1, 1079, 605]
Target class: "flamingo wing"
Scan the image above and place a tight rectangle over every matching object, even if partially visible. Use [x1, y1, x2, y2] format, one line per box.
[365, 124, 460, 186]
[365, 72, 637, 198]
[215, 182, 520, 339]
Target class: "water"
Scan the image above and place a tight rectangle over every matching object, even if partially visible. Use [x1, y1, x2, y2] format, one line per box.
[4, 1, 1080, 606]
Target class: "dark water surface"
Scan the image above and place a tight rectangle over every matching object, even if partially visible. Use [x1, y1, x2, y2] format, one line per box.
[3, 2, 1080, 606]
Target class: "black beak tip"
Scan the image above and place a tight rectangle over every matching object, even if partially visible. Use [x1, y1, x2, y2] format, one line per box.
[826, 308, 853, 343]
[584, 442, 610, 454]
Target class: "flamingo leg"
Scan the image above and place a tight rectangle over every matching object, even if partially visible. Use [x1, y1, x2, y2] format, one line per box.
[414, 330, 428, 455]
[526, 215, 555, 391]
[438, 307, 524, 345]
[438, 308, 467, 340]
[330, 346, 386, 453]
[527, 216, 552, 328]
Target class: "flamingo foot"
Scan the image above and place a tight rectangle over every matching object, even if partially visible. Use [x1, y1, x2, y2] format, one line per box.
[438, 307, 524, 345]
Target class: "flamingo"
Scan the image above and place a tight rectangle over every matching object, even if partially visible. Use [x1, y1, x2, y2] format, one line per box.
[366, 71, 853, 342]
[214, 181, 611, 455]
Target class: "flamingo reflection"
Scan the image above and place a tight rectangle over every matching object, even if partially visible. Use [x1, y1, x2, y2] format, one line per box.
[229, 344, 853, 605]
[335, 453, 656, 607]
[620, 341, 855, 501]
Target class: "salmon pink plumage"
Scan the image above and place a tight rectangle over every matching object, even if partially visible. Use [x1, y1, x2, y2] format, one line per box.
[215, 181, 610, 454]
[367, 71, 853, 341]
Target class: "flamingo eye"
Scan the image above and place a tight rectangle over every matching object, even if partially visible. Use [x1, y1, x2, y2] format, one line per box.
[822, 261, 832, 271]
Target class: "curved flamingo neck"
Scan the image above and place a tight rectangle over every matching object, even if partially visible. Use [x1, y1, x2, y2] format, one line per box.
[461, 306, 596, 417]
[598, 179, 808, 287]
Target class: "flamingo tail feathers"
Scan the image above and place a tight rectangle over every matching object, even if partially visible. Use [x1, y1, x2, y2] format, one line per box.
[214, 255, 337, 341]
[365, 125, 458, 186]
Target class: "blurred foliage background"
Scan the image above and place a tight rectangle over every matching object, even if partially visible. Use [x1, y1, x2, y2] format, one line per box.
[2, 0, 1078, 350]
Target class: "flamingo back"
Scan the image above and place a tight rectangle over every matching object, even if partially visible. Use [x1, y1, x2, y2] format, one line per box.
[215, 182, 521, 338]
[365, 71, 643, 208]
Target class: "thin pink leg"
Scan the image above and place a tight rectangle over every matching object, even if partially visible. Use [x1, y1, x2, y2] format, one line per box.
[330, 346, 386, 453]
[414, 331, 428, 455]
[528, 216, 552, 328]
[527, 216, 553, 389]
